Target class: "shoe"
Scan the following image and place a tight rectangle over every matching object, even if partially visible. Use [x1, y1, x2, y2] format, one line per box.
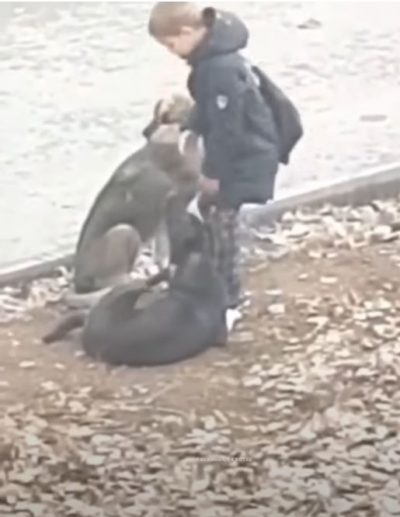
[226, 307, 243, 332]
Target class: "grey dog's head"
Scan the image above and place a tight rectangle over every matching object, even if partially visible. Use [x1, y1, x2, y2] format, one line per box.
[142, 94, 194, 140]
[143, 94, 203, 183]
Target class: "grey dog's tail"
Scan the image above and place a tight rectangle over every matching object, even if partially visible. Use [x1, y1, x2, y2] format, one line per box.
[42, 311, 86, 344]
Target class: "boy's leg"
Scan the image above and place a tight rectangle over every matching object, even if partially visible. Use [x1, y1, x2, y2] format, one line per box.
[186, 194, 244, 330]
[209, 206, 242, 310]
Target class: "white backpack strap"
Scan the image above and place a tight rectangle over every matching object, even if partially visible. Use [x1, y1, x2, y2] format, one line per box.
[241, 56, 261, 89]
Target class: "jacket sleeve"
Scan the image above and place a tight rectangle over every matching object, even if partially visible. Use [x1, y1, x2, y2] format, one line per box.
[195, 66, 245, 182]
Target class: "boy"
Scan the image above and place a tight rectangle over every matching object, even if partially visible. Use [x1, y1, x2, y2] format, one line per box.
[148, 3, 303, 329]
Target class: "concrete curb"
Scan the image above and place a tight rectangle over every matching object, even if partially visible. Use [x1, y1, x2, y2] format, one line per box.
[1, 161, 400, 288]
[242, 161, 400, 227]
[0, 253, 74, 289]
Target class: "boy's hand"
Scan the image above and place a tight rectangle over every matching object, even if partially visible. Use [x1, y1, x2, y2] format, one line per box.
[199, 176, 219, 197]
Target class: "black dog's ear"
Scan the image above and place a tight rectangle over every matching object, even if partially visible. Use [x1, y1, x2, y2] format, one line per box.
[184, 214, 209, 253]
[187, 213, 204, 235]
[188, 211, 219, 259]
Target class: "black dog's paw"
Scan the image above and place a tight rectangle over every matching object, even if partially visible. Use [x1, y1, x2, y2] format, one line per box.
[42, 329, 60, 345]
[42, 311, 86, 345]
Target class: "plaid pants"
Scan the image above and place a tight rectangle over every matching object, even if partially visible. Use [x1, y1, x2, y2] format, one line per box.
[204, 205, 242, 309]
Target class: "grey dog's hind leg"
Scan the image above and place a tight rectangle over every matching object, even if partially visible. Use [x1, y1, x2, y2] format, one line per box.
[90, 224, 141, 288]
[71, 224, 141, 307]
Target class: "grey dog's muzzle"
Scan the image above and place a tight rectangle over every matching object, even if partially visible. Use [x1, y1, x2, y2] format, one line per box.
[142, 118, 160, 139]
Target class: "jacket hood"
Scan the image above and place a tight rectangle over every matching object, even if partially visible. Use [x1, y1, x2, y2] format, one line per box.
[188, 8, 249, 65]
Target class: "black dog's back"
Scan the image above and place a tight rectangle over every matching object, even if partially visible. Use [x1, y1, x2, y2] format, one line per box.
[83, 287, 223, 366]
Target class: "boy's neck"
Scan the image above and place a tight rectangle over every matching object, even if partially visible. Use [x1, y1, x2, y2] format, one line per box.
[186, 26, 209, 62]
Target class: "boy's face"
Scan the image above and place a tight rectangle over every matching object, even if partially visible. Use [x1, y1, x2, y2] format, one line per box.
[158, 26, 206, 59]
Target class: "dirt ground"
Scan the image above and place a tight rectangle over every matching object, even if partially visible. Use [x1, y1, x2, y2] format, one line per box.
[2, 225, 400, 516]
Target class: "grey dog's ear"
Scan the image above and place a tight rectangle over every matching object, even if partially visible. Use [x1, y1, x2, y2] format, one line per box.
[152, 99, 166, 122]
[142, 100, 165, 139]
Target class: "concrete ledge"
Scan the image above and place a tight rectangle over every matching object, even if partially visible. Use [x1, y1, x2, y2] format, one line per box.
[1, 160, 400, 288]
[243, 161, 400, 227]
[0, 253, 74, 289]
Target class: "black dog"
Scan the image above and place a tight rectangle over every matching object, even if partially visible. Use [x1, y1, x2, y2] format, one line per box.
[43, 213, 228, 367]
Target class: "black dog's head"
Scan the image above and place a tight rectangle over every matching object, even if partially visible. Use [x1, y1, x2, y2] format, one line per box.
[142, 94, 194, 140]
[165, 196, 226, 302]
[169, 213, 217, 295]
[170, 212, 208, 266]
[165, 192, 211, 268]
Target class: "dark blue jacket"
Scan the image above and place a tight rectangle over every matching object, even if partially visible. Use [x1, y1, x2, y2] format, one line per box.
[185, 8, 303, 209]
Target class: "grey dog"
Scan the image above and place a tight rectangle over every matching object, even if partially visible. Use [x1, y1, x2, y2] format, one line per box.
[68, 94, 203, 308]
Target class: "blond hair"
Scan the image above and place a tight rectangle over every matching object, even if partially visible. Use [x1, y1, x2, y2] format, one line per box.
[148, 2, 204, 38]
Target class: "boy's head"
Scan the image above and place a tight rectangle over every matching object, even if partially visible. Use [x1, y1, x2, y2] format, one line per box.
[148, 2, 213, 58]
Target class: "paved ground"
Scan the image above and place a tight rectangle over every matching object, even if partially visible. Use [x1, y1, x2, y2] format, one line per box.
[1, 2, 400, 267]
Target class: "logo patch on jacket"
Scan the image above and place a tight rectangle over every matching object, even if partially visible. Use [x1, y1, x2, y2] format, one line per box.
[216, 95, 228, 110]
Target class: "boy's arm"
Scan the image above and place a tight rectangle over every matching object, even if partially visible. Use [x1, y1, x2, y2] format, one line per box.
[182, 105, 202, 134]
[196, 67, 245, 183]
